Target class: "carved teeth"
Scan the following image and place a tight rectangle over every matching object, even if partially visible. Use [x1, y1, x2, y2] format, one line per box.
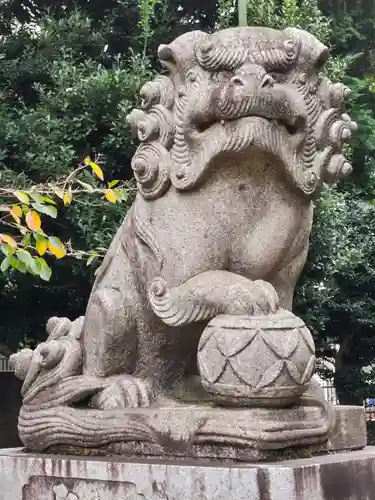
[220, 120, 225, 126]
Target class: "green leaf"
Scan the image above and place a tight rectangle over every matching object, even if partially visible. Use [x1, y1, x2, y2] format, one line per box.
[41, 197, 57, 205]
[76, 179, 94, 192]
[29, 192, 44, 205]
[32, 203, 58, 219]
[1, 256, 10, 272]
[38, 258, 52, 281]
[17, 249, 34, 267]
[22, 233, 31, 247]
[0, 243, 13, 256]
[116, 189, 128, 202]
[9, 256, 26, 273]
[86, 254, 98, 266]
[30, 258, 42, 276]
[109, 180, 120, 188]
[9, 256, 18, 269]
[14, 191, 30, 204]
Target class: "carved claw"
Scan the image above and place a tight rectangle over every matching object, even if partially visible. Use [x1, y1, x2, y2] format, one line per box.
[90, 376, 155, 410]
[249, 280, 279, 315]
[46, 317, 72, 340]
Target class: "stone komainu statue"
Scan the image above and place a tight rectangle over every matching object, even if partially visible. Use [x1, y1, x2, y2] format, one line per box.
[10, 27, 357, 460]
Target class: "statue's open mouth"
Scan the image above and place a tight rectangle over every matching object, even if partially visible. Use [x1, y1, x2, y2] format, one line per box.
[189, 114, 307, 156]
[171, 112, 315, 194]
[196, 115, 305, 137]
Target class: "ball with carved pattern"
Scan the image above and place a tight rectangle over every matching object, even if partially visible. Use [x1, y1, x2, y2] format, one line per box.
[197, 309, 316, 408]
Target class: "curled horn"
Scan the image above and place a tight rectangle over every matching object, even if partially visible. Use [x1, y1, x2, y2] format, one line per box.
[330, 82, 351, 108]
[126, 109, 147, 137]
[196, 32, 299, 71]
[315, 109, 358, 149]
[317, 78, 351, 111]
[127, 106, 174, 149]
[131, 142, 171, 200]
[140, 75, 175, 110]
[138, 106, 175, 148]
[323, 153, 353, 183]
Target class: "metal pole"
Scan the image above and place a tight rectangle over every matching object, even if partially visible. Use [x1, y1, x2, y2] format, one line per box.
[238, 0, 247, 26]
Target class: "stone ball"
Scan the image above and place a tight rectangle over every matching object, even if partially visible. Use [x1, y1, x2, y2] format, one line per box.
[197, 309, 316, 408]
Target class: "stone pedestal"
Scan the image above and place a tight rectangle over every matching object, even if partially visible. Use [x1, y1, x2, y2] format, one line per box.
[1, 447, 375, 500]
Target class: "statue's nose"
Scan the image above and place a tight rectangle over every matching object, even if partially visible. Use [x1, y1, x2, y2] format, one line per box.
[230, 74, 274, 91]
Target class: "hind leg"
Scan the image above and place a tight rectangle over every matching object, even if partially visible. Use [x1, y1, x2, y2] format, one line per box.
[269, 242, 309, 311]
[81, 216, 159, 408]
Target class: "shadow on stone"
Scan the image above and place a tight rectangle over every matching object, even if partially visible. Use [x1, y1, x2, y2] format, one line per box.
[0, 372, 22, 448]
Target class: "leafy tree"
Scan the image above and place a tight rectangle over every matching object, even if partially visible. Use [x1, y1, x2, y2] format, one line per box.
[0, 6, 155, 354]
[296, 190, 375, 404]
[0, 0, 221, 357]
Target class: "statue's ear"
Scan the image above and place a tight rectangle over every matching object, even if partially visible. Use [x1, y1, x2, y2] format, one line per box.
[158, 44, 177, 73]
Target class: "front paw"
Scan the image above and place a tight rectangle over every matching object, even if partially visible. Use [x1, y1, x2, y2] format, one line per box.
[90, 376, 155, 409]
[250, 280, 279, 314]
[229, 279, 279, 315]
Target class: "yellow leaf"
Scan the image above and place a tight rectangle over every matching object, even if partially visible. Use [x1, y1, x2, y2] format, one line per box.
[26, 210, 41, 231]
[48, 236, 66, 259]
[0, 234, 17, 248]
[105, 189, 117, 203]
[14, 191, 30, 204]
[83, 156, 91, 165]
[90, 161, 104, 181]
[12, 205, 23, 217]
[10, 205, 22, 223]
[63, 190, 72, 205]
[54, 187, 64, 200]
[35, 236, 48, 256]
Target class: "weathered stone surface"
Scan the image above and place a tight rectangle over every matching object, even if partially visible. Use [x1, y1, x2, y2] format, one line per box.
[1, 447, 375, 500]
[328, 405, 367, 451]
[9, 25, 357, 456]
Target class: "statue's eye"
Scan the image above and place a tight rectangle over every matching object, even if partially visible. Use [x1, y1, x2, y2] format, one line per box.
[269, 71, 286, 84]
[261, 75, 274, 88]
[231, 76, 245, 87]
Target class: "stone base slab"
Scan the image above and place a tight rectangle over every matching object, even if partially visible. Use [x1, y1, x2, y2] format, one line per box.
[1, 447, 375, 500]
[328, 405, 367, 451]
[38, 404, 366, 462]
